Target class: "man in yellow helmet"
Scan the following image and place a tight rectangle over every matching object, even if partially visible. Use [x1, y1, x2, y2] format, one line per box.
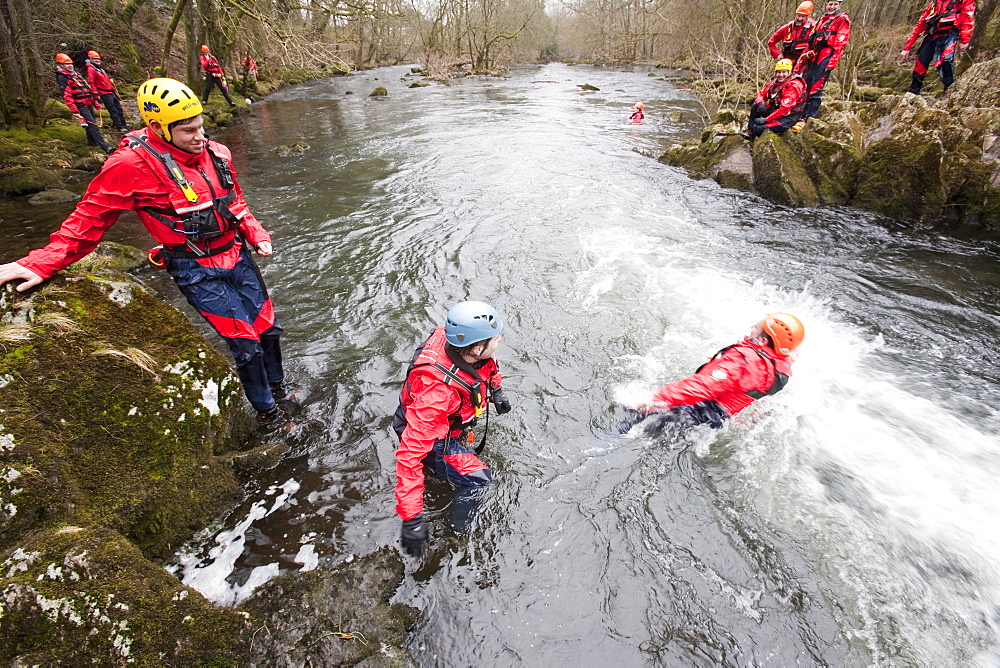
[0, 78, 290, 430]
[747, 59, 808, 139]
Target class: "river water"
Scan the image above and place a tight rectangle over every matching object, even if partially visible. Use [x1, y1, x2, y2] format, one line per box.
[5, 63, 1000, 665]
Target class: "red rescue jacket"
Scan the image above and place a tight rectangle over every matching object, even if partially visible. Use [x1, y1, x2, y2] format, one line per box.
[768, 18, 815, 61]
[394, 327, 502, 520]
[84, 61, 115, 95]
[651, 338, 792, 417]
[18, 128, 270, 280]
[200, 54, 225, 77]
[59, 69, 100, 113]
[904, 0, 976, 49]
[803, 11, 851, 70]
[755, 74, 808, 123]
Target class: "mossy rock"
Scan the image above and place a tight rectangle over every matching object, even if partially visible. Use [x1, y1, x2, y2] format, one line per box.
[752, 132, 819, 207]
[0, 525, 251, 665]
[0, 166, 62, 196]
[369, 86, 389, 97]
[660, 134, 746, 179]
[214, 111, 235, 127]
[0, 255, 250, 559]
[240, 546, 417, 665]
[408, 81, 430, 88]
[709, 143, 754, 192]
[27, 188, 80, 205]
[854, 126, 946, 221]
[946, 56, 1000, 109]
[788, 129, 862, 204]
[577, 83, 599, 91]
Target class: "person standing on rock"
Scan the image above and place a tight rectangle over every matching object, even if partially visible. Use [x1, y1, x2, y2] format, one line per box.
[621, 314, 805, 433]
[768, 1, 816, 62]
[899, 0, 976, 95]
[84, 50, 129, 133]
[54, 53, 114, 155]
[794, 0, 851, 127]
[199, 45, 236, 107]
[0, 78, 290, 431]
[748, 59, 809, 139]
[392, 301, 513, 557]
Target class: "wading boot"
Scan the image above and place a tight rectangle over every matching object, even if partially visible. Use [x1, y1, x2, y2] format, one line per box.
[258, 406, 290, 432]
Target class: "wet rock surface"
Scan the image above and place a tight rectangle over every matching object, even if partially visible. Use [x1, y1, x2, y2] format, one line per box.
[240, 546, 418, 667]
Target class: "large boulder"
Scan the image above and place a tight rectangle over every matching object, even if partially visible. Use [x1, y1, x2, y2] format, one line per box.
[946, 57, 1000, 109]
[752, 132, 819, 207]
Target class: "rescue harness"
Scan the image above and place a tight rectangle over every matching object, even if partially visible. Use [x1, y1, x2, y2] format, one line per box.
[396, 340, 493, 454]
[129, 133, 241, 258]
[924, 0, 961, 36]
[809, 12, 846, 50]
[697, 344, 789, 400]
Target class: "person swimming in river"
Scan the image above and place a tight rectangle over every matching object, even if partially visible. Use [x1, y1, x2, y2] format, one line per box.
[621, 313, 805, 433]
[630, 102, 645, 121]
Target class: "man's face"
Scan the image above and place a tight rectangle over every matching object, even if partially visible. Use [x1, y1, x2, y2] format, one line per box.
[825, 0, 841, 13]
[91, 58, 101, 66]
[774, 70, 790, 83]
[61, 63, 74, 72]
[793, 13, 808, 24]
[157, 115, 206, 154]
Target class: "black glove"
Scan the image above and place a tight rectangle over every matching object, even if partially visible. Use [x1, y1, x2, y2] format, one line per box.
[750, 117, 767, 128]
[400, 515, 429, 557]
[491, 387, 512, 415]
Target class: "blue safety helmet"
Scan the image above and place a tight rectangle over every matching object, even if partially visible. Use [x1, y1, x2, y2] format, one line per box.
[444, 301, 503, 346]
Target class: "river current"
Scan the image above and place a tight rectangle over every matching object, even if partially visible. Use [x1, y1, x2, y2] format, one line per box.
[4, 63, 1000, 665]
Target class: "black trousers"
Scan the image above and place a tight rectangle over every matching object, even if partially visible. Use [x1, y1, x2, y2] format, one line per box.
[77, 106, 112, 152]
[99, 92, 127, 130]
[202, 74, 236, 105]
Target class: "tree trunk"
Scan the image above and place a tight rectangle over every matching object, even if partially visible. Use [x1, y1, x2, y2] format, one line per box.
[158, 0, 189, 76]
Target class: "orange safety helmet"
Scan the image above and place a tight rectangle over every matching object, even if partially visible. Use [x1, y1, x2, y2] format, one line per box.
[201, 44, 210, 52]
[87, 50, 101, 59]
[761, 313, 805, 357]
[634, 102, 645, 109]
[796, 0, 814, 13]
[55, 53, 73, 64]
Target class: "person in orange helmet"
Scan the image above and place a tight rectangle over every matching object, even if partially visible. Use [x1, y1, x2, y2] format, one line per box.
[767, 1, 816, 62]
[54, 53, 113, 154]
[623, 313, 805, 432]
[630, 102, 645, 121]
[198, 45, 236, 106]
[84, 50, 128, 132]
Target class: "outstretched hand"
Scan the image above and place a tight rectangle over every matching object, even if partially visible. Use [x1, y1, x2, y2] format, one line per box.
[0, 262, 43, 292]
[256, 241, 272, 256]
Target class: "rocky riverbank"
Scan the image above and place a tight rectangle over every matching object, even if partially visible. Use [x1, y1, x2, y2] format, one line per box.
[0, 244, 415, 664]
[660, 57, 1000, 227]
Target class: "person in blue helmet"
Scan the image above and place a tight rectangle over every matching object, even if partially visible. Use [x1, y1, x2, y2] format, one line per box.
[392, 301, 513, 557]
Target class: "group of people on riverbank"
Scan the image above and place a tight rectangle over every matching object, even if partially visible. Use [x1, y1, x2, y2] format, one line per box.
[51, 45, 250, 153]
[748, 0, 976, 139]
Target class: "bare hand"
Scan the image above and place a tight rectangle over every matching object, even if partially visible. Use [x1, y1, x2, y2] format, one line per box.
[256, 241, 272, 256]
[958, 42, 968, 52]
[899, 49, 910, 60]
[0, 262, 44, 292]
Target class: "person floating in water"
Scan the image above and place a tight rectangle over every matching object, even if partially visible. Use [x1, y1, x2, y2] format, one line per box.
[631, 102, 645, 121]
[623, 313, 805, 432]
[392, 301, 513, 557]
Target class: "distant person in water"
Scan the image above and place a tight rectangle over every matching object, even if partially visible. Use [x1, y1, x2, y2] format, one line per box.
[631, 102, 645, 121]
[622, 313, 804, 432]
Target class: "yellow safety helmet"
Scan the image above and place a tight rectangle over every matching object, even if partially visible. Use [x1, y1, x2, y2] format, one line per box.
[775, 59, 794, 72]
[136, 78, 203, 142]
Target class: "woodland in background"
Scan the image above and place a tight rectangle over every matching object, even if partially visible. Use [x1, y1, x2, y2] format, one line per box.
[0, 0, 998, 127]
